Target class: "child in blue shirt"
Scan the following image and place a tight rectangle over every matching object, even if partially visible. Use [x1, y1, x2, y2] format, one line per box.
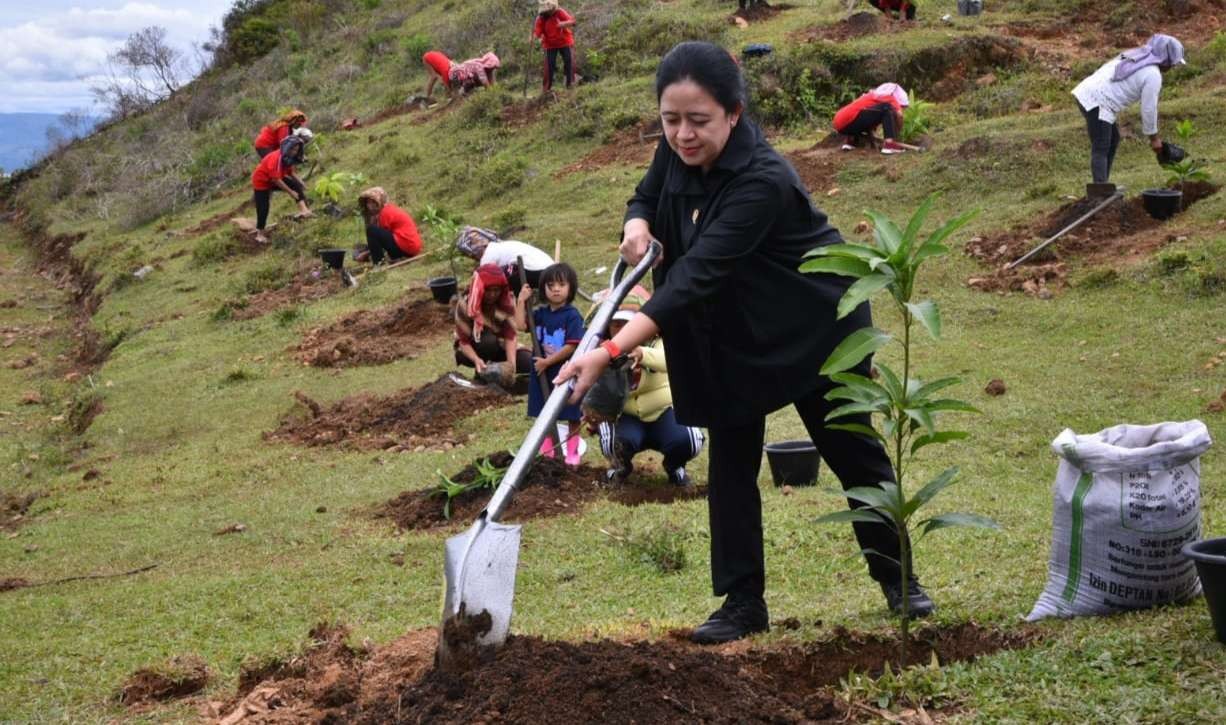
[515, 262, 585, 465]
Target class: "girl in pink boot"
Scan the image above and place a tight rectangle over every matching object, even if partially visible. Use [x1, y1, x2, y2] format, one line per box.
[516, 263, 585, 465]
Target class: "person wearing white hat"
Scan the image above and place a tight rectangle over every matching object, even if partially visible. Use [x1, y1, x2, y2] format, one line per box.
[832, 82, 911, 154]
[532, 0, 577, 91]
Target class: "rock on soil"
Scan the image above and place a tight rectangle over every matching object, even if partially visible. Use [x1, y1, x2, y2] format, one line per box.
[265, 374, 515, 451]
[373, 450, 706, 531]
[118, 655, 211, 706]
[2, 490, 42, 531]
[965, 182, 1220, 296]
[219, 621, 1038, 723]
[293, 293, 452, 368]
[984, 379, 1007, 396]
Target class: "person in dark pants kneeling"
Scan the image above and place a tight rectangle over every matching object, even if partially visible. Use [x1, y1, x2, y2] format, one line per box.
[357, 187, 422, 264]
[559, 41, 933, 645]
[454, 265, 531, 385]
[832, 83, 910, 154]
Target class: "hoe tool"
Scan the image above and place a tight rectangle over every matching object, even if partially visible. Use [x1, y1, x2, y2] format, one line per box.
[437, 241, 661, 671]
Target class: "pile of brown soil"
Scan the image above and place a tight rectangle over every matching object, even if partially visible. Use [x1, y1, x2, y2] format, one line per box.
[731, 1, 793, 24]
[218, 621, 1038, 723]
[965, 182, 1220, 295]
[183, 199, 253, 237]
[785, 144, 843, 196]
[118, 655, 211, 707]
[292, 293, 452, 368]
[794, 10, 902, 42]
[555, 119, 661, 178]
[265, 374, 515, 451]
[231, 264, 348, 321]
[2, 490, 42, 531]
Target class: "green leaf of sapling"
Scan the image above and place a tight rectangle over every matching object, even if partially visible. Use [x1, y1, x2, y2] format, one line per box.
[820, 327, 892, 375]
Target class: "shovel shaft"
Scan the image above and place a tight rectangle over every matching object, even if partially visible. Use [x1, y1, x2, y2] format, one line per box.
[483, 241, 661, 523]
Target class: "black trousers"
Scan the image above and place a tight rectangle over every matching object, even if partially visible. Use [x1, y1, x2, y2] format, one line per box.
[366, 224, 407, 264]
[253, 176, 306, 230]
[543, 46, 574, 90]
[255, 146, 276, 158]
[454, 330, 532, 372]
[840, 102, 898, 140]
[1078, 102, 1120, 184]
[707, 379, 907, 597]
[505, 265, 543, 297]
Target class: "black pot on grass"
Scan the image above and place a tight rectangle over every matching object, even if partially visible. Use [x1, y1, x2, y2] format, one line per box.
[318, 248, 346, 270]
[1183, 538, 1226, 644]
[1141, 189, 1182, 220]
[428, 276, 458, 304]
[763, 440, 819, 487]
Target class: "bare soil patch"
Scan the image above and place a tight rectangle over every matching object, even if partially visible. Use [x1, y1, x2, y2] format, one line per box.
[501, 93, 555, 128]
[293, 293, 452, 368]
[118, 655, 211, 707]
[372, 450, 706, 531]
[794, 10, 904, 42]
[218, 621, 1038, 723]
[230, 264, 348, 321]
[785, 143, 843, 196]
[731, 2, 794, 24]
[184, 199, 253, 237]
[965, 182, 1220, 296]
[265, 374, 515, 451]
[555, 119, 661, 178]
[2, 490, 42, 532]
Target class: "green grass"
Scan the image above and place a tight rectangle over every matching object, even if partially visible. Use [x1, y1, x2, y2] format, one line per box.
[2, 0, 1226, 721]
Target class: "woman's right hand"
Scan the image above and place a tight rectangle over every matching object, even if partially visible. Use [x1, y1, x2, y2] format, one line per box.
[620, 219, 654, 266]
[474, 359, 487, 374]
[555, 348, 611, 405]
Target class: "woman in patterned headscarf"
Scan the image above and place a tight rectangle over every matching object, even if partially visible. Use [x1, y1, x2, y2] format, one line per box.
[357, 187, 422, 264]
[423, 50, 502, 98]
[453, 265, 530, 381]
[252, 109, 308, 158]
[1072, 34, 1187, 185]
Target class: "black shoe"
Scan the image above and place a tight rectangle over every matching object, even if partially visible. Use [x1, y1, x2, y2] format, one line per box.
[690, 592, 769, 645]
[667, 466, 692, 488]
[606, 440, 633, 485]
[880, 577, 936, 619]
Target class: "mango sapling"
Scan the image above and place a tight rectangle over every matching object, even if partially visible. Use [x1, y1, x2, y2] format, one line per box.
[1161, 120, 1211, 210]
[799, 194, 1000, 663]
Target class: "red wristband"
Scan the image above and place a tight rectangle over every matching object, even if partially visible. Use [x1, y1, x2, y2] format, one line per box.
[600, 339, 621, 360]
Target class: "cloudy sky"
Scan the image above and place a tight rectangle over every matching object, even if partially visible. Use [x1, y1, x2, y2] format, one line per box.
[0, 1, 234, 114]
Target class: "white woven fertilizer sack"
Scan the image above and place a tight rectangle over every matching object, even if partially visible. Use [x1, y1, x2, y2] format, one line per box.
[1027, 420, 1211, 621]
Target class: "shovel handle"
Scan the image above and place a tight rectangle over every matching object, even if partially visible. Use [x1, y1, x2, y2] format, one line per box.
[483, 241, 662, 523]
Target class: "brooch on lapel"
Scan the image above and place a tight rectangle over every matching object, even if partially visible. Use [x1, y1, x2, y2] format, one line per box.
[691, 208, 700, 225]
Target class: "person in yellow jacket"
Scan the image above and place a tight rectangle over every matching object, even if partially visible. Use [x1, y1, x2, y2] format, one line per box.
[597, 308, 704, 487]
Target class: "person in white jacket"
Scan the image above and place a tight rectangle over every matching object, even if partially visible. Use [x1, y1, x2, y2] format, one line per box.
[1071, 34, 1186, 184]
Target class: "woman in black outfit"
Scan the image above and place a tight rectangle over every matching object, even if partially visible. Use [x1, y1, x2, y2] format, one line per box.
[557, 41, 933, 644]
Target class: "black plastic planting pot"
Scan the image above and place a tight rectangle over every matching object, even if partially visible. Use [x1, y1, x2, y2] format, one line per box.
[763, 440, 820, 487]
[1141, 189, 1182, 220]
[1183, 538, 1226, 644]
[318, 248, 346, 270]
[428, 276, 458, 304]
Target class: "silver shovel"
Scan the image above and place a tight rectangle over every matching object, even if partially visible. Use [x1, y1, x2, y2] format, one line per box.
[437, 241, 662, 671]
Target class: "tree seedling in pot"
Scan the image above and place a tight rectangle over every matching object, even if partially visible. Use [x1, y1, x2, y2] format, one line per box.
[799, 194, 1000, 663]
[1161, 120, 1211, 210]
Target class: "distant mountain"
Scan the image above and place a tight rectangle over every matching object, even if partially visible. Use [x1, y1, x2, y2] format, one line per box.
[0, 113, 99, 174]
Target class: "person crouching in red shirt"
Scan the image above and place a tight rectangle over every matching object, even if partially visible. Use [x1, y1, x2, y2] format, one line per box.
[357, 187, 423, 264]
[832, 82, 910, 155]
[253, 109, 307, 158]
[868, 0, 916, 20]
[533, 0, 576, 91]
[250, 147, 311, 243]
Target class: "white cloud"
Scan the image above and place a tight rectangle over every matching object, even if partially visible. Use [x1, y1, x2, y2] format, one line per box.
[0, 1, 233, 114]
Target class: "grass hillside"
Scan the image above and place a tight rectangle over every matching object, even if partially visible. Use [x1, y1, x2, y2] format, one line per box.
[2, 0, 1225, 720]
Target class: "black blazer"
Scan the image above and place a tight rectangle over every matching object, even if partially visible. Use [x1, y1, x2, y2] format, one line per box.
[630, 118, 871, 428]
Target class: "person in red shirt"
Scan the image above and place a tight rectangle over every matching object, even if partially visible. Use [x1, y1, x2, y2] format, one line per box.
[832, 82, 910, 155]
[868, 0, 916, 20]
[532, 0, 576, 92]
[252, 109, 307, 157]
[422, 51, 501, 98]
[250, 147, 311, 243]
[357, 187, 423, 264]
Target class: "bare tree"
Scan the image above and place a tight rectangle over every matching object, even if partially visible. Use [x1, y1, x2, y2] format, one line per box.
[91, 26, 192, 119]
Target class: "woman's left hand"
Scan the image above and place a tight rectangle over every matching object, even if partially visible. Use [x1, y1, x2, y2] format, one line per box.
[554, 348, 610, 404]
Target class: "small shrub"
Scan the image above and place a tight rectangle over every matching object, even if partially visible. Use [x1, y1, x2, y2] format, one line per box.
[491, 207, 526, 234]
[456, 88, 511, 128]
[1077, 268, 1120, 288]
[65, 389, 104, 434]
[476, 155, 528, 194]
[624, 526, 688, 574]
[1024, 182, 1058, 200]
[400, 33, 431, 62]
[222, 368, 255, 384]
[192, 236, 239, 266]
[242, 263, 292, 294]
[274, 307, 303, 326]
[1157, 251, 1191, 275]
[229, 18, 280, 64]
[211, 299, 247, 322]
[358, 0, 381, 9]
[901, 97, 934, 143]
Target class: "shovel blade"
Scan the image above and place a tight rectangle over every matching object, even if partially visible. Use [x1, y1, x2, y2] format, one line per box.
[440, 520, 521, 661]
